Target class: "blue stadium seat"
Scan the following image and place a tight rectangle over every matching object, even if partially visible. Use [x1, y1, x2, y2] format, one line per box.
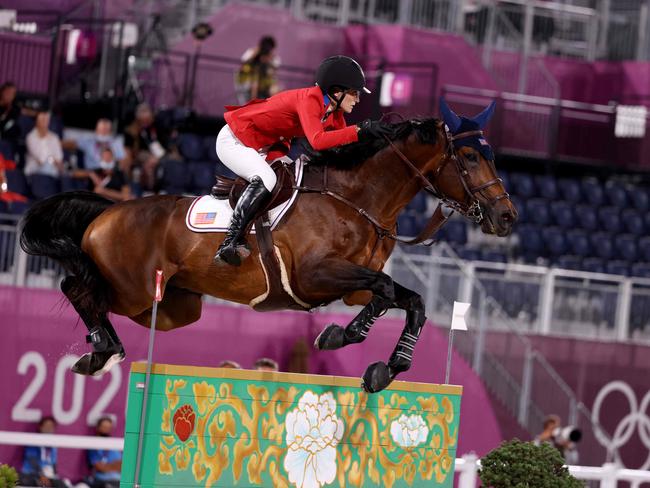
[598, 206, 622, 233]
[60, 175, 89, 192]
[639, 237, 650, 261]
[17, 114, 35, 137]
[621, 209, 645, 235]
[556, 255, 582, 271]
[631, 263, 650, 278]
[407, 192, 427, 213]
[606, 260, 629, 276]
[574, 204, 598, 231]
[627, 185, 649, 212]
[604, 180, 628, 208]
[590, 232, 614, 260]
[526, 198, 551, 226]
[581, 178, 604, 206]
[550, 201, 574, 228]
[7, 201, 29, 215]
[188, 161, 215, 195]
[510, 172, 536, 198]
[582, 257, 605, 274]
[178, 133, 205, 161]
[6, 169, 28, 195]
[544, 227, 567, 256]
[566, 230, 590, 257]
[557, 178, 582, 202]
[535, 175, 559, 200]
[480, 249, 508, 263]
[29, 174, 60, 200]
[398, 214, 417, 237]
[0, 140, 14, 160]
[615, 234, 637, 261]
[517, 224, 544, 258]
[160, 159, 191, 194]
[458, 247, 481, 261]
[203, 136, 219, 162]
[49, 114, 64, 139]
[444, 220, 467, 245]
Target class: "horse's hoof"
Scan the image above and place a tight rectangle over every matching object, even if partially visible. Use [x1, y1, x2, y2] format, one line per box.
[314, 324, 346, 350]
[361, 361, 392, 393]
[71, 349, 125, 376]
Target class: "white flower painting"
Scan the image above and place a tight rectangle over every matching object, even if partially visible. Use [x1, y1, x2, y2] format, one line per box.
[390, 413, 430, 448]
[283, 391, 344, 488]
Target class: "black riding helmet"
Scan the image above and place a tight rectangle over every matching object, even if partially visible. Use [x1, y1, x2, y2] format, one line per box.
[315, 56, 371, 105]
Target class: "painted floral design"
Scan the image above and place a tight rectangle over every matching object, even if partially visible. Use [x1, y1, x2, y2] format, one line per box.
[283, 391, 344, 488]
[390, 413, 429, 448]
[173, 404, 195, 442]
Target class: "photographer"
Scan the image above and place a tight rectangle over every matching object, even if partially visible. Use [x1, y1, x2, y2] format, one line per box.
[533, 414, 580, 464]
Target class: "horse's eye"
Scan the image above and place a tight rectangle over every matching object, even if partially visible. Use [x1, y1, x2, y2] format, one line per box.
[465, 153, 478, 162]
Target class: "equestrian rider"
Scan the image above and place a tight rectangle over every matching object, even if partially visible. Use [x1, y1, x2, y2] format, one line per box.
[212, 55, 392, 266]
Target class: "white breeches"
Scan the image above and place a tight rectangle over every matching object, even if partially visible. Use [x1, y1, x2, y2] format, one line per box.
[215, 124, 277, 192]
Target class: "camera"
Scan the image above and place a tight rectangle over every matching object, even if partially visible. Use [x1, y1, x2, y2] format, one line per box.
[552, 425, 582, 444]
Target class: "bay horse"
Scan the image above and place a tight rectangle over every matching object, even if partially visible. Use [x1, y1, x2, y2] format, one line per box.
[19, 99, 517, 393]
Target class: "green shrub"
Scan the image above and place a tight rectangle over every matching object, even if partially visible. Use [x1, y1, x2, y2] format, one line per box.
[478, 439, 583, 487]
[0, 464, 18, 488]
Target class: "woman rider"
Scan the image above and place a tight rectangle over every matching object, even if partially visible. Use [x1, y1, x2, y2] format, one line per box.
[212, 55, 392, 266]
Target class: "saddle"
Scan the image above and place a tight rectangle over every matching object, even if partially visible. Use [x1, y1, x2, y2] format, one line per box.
[212, 157, 309, 312]
[211, 159, 296, 211]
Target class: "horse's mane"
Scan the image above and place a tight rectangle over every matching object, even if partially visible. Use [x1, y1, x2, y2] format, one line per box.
[307, 117, 441, 170]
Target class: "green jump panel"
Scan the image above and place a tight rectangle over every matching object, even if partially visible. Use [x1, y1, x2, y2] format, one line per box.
[121, 363, 462, 488]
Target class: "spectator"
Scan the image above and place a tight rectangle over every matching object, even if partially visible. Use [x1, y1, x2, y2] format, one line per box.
[19, 415, 67, 487]
[254, 357, 279, 372]
[24, 111, 64, 178]
[72, 118, 126, 171]
[235, 35, 280, 103]
[0, 81, 20, 147]
[217, 360, 242, 369]
[85, 417, 121, 488]
[533, 414, 578, 463]
[123, 103, 167, 192]
[71, 148, 131, 201]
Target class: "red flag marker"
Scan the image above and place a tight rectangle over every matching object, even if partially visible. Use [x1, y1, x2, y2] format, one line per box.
[154, 269, 164, 302]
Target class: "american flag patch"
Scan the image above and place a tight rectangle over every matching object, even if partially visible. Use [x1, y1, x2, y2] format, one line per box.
[479, 138, 489, 145]
[194, 212, 217, 225]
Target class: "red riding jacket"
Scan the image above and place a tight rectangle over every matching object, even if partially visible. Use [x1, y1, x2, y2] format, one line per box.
[224, 85, 359, 161]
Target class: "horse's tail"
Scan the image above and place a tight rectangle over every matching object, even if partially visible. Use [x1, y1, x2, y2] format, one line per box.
[20, 191, 115, 320]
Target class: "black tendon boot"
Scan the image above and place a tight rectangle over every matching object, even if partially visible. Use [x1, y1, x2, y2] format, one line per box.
[213, 176, 271, 266]
[71, 322, 125, 376]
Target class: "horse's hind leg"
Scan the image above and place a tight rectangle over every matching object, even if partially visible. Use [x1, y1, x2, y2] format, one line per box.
[60, 276, 125, 376]
[362, 282, 426, 393]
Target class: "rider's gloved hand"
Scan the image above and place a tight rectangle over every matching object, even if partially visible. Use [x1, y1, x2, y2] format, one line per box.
[357, 119, 393, 141]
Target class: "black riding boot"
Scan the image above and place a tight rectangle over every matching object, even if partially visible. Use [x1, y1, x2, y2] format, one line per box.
[213, 176, 271, 266]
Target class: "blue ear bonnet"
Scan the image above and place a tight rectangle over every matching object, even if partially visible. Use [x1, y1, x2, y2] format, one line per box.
[439, 98, 496, 161]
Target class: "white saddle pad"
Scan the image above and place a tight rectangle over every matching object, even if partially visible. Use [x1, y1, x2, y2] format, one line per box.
[185, 159, 304, 233]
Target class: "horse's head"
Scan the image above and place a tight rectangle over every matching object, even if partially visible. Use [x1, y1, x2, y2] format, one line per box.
[429, 98, 517, 237]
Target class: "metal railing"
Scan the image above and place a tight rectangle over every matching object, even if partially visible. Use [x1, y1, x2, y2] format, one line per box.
[441, 84, 650, 170]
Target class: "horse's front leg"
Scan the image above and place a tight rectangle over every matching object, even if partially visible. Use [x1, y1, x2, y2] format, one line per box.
[314, 294, 391, 350]
[362, 282, 426, 393]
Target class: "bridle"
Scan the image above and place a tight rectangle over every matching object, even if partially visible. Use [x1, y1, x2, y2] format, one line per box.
[295, 121, 509, 246]
[385, 124, 509, 226]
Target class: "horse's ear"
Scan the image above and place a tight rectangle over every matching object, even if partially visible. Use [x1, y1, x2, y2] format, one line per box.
[472, 100, 497, 129]
[439, 97, 462, 133]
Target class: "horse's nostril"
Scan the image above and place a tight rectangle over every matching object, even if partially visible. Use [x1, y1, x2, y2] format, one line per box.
[501, 212, 514, 224]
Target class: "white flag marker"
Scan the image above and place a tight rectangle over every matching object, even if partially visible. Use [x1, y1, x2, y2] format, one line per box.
[451, 301, 470, 331]
[445, 301, 471, 384]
